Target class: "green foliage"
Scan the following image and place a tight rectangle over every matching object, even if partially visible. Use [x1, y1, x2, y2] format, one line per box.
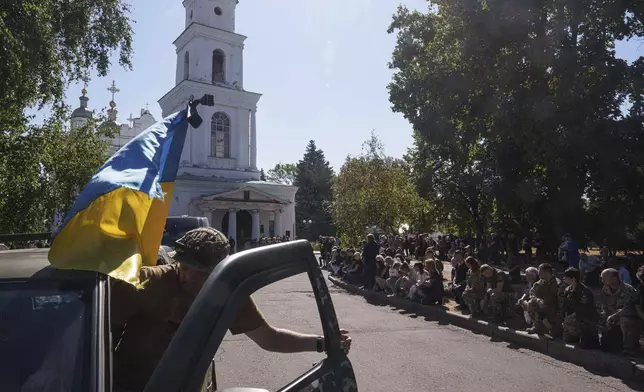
[266, 163, 297, 185]
[388, 1, 644, 249]
[294, 140, 335, 239]
[0, 108, 116, 234]
[0, 0, 133, 235]
[333, 133, 427, 244]
[0, 0, 133, 127]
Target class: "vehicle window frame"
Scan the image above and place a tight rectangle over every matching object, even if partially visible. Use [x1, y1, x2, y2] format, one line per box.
[163, 217, 210, 247]
[144, 240, 345, 392]
[0, 277, 97, 392]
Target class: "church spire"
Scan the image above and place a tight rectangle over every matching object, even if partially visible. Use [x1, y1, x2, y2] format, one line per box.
[106, 80, 119, 122]
[71, 85, 93, 129]
[79, 86, 89, 108]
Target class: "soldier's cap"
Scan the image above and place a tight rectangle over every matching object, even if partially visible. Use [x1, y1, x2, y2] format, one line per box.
[173, 227, 230, 271]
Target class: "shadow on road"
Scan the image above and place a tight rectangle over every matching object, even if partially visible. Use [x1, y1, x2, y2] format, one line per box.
[341, 282, 644, 387]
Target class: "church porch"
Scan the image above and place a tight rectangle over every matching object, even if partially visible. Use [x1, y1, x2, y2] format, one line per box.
[193, 186, 295, 251]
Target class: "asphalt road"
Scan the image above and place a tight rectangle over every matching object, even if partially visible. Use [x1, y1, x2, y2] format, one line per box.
[3, 249, 640, 391]
[214, 272, 641, 392]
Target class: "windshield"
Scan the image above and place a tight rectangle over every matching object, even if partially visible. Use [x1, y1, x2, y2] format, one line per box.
[163, 217, 210, 247]
[0, 282, 92, 392]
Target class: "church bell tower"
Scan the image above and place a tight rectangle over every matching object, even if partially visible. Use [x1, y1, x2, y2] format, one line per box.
[183, 0, 238, 32]
[158, 0, 261, 178]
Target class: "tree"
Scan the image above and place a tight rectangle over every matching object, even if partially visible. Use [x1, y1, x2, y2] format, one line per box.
[0, 107, 115, 234]
[1, 1, 133, 128]
[294, 141, 335, 239]
[0, 1, 133, 235]
[333, 133, 426, 244]
[266, 163, 297, 185]
[388, 1, 643, 249]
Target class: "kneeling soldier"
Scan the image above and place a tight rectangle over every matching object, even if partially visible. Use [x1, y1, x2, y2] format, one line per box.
[562, 268, 599, 348]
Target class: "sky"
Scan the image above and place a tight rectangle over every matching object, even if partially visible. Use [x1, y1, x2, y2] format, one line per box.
[56, 0, 642, 172]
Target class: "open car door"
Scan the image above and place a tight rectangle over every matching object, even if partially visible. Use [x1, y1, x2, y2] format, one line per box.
[143, 240, 358, 392]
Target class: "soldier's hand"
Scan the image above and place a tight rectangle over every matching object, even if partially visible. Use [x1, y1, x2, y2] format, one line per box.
[340, 329, 352, 354]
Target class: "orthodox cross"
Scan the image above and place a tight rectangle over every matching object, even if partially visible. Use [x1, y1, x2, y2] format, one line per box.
[145, 102, 150, 111]
[127, 113, 135, 127]
[107, 80, 120, 102]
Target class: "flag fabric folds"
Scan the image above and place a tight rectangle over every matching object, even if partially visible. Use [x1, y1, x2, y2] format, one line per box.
[48, 106, 192, 286]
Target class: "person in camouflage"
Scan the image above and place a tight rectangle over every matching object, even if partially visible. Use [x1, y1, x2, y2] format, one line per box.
[462, 257, 486, 316]
[527, 263, 562, 337]
[111, 227, 352, 392]
[561, 268, 599, 347]
[480, 264, 517, 321]
[599, 268, 641, 354]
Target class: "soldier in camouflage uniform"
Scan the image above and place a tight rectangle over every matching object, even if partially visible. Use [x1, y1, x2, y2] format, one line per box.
[111, 227, 352, 392]
[462, 257, 486, 316]
[599, 268, 641, 354]
[562, 268, 599, 347]
[527, 263, 562, 337]
[480, 264, 517, 321]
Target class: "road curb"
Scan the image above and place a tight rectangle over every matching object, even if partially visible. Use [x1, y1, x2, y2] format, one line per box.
[328, 275, 644, 382]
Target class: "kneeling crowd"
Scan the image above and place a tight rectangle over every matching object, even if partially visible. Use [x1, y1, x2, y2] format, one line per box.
[329, 248, 644, 356]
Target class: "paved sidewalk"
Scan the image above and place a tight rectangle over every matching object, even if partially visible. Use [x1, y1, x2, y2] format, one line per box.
[328, 275, 644, 383]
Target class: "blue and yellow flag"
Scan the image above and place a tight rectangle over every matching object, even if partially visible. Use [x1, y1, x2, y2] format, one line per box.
[48, 105, 195, 286]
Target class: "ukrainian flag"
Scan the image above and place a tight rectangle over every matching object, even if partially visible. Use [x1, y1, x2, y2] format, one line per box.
[48, 104, 196, 286]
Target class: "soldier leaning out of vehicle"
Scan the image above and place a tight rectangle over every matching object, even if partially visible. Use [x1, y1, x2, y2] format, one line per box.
[599, 268, 641, 354]
[561, 267, 600, 348]
[526, 263, 563, 338]
[111, 227, 352, 392]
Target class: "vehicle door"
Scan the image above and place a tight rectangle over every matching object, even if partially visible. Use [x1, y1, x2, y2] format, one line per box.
[144, 240, 357, 392]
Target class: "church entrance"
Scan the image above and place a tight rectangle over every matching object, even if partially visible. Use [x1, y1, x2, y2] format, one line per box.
[221, 210, 252, 248]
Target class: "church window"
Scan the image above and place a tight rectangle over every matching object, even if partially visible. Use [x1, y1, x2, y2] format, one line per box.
[190, 9, 193, 19]
[183, 51, 189, 80]
[214, 6, 222, 15]
[212, 50, 225, 83]
[244, 191, 250, 201]
[211, 112, 230, 158]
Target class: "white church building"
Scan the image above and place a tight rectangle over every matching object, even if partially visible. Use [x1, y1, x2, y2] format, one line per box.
[70, 0, 298, 249]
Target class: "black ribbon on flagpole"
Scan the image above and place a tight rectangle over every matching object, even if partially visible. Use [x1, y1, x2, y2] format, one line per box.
[187, 94, 215, 128]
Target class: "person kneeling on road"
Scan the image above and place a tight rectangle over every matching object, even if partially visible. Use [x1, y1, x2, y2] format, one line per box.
[599, 267, 641, 354]
[481, 264, 516, 322]
[446, 251, 468, 310]
[561, 267, 599, 348]
[461, 257, 486, 316]
[526, 263, 562, 338]
[111, 227, 352, 392]
[515, 267, 540, 325]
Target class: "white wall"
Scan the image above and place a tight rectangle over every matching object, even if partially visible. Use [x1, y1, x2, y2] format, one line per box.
[109, 111, 157, 154]
[176, 34, 244, 88]
[71, 117, 89, 130]
[185, 0, 237, 32]
[211, 209, 227, 231]
[177, 104, 251, 172]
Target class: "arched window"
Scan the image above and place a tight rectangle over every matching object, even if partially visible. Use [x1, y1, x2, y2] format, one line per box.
[212, 50, 225, 83]
[211, 112, 230, 158]
[183, 51, 189, 80]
